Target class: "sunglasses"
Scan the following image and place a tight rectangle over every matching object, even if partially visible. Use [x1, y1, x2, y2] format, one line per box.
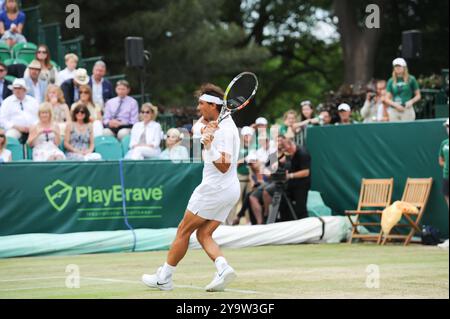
[75, 110, 86, 114]
[0, 134, 5, 138]
[37, 50, 48, 54]
[0, 69, 6, 72]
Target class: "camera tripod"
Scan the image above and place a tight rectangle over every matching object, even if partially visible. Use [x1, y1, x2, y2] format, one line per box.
[266, 182, 298, 224]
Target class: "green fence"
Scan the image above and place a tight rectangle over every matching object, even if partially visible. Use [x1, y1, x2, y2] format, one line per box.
[0, 161, 203, 236]
[306, 119, 449, 238]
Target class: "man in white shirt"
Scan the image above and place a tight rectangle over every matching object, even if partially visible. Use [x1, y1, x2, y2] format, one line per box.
[57, 53, 78, 86]
[142, 84, 240, 293]
[0, 79, 39, 140]
[24, 60, 48, 104]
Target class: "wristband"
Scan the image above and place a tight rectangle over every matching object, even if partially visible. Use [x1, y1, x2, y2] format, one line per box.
[203, 146, 222, 163]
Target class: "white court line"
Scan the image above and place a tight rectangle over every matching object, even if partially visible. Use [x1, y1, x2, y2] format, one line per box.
[0, 276, 260, 295]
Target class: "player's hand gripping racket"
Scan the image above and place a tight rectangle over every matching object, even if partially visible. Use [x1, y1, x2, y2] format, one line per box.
[202, 72, 259, 143]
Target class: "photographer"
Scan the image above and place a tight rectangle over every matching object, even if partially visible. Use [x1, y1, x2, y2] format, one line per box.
[262, 135, 311, 222]
[361, 80, 390, 123]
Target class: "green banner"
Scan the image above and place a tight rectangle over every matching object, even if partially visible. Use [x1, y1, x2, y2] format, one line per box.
[306, 119, 449, 238]
[0, 161, 203, 236]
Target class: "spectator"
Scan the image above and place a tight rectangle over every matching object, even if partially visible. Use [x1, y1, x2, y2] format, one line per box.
[71, 85, 103, 137]
[61, 68, 90, 107]
[279, 110, 301, 140]
[159, 128, 189, 161]
[0, 128, 12, 162]
[64, 104, 102, 161]
[438, 119, 449, 249]
[57, 53, 78, 86]
[89, 60, 114, 108]
[0, 62, 12, 104]
[24, 45, 58, 85]
[361, 80, 390, 123]
[27, 103, 65, 161]
[336, 103, 356, 125]
[125, 103, 162, 160]
[45, 84, 71, 133]
[263, 135, 311, 222]
[0, 78, 38, 140]
[24, 60, 48, 103]
[385, 58, 421, 122]
[0, 25, 26, 46]
[103, 80, 139, 141]
[318, 110, 333, 126]
[0, 0, 25, 36]
[300, 100, 319, 125]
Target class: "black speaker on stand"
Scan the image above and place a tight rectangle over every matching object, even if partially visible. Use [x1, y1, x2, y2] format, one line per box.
[125, 37, 147, 106]
[402, 30, 422, 60]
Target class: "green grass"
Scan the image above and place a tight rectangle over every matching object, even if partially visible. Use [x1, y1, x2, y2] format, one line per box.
[0, 244, 448, 299]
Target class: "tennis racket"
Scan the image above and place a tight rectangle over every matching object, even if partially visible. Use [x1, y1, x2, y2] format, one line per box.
[218, 72, 259, 123]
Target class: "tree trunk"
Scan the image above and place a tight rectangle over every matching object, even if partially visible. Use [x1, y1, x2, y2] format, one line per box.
[333, 0, 385, 89]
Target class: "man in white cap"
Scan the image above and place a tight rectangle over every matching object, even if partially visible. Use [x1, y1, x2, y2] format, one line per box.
[24, 60, 48, 104]
[336, 103, 355, 125]
[385, 57, 421, 122]
[60, 68, 90, 106]
[438, 119, 449, 249]
[0, 78, 39, 141]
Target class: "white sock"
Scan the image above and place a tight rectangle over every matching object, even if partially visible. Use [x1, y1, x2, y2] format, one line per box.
[160, 262, 176, 281]
[215, 257, 229, 274]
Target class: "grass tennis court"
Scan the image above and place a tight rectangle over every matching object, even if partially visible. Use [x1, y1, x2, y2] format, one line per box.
[0, 244, 448, 299]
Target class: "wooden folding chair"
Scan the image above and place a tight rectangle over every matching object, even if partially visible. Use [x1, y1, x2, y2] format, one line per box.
[379, 178, 433, 246]
[345, 179, 394, 244]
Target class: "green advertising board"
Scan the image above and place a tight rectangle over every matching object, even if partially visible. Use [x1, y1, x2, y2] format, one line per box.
[0, 161, 203, 236]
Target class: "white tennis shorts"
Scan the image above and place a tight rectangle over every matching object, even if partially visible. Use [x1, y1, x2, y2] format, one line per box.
[187, 181, 241, 223]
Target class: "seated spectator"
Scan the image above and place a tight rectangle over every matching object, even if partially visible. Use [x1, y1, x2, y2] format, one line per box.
[385, 58, 421, 122]
[318, 110, 333, 126]
[24, 60, 48, 104]
[159, 128, 189, 161]
[0, 78, 38, 140]
[57, 53, 78, 86]
[279, 110, 301, 140]
[45, 84, 71, 133]
[27, 103, 65, 162]
[336, 103, 356, 125]
[361, 80, 390, 123]
[64, 104, 102, 161]
[61, 68, 90, 107]
[0, 26, 25, 46]
[0, 62, 12, 104]
[0, 128, 12, 163]
[125, 103, 162, 160]
[71, 85, 103, 137]
[89, 61, 114, 108]
[103, 80, 139, 141]
[24, 45, 58, 85]
[0, 0, 25, 36]
[299, 100, 320, 126]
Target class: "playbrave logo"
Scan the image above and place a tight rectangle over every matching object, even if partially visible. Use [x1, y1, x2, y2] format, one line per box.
[44, 180, 164, 212]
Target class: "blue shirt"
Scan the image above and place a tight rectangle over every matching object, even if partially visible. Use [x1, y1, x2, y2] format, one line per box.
[0, 79, 4, 104]
[0, 10, 26, 30]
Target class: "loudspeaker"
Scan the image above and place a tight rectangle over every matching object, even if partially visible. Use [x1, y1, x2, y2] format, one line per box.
[125, 37, 144, 68]
[402, 30, 422, 59]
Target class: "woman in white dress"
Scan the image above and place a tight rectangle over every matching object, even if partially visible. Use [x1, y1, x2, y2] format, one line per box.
[27, 103, 66, 162]
[125, 103, 163, 160]
[159, 128, 189, 162]
[0, 129, 12, 163]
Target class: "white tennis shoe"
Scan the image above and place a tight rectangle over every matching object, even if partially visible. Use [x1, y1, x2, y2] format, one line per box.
[438, 240, 449, 249]
[205, 266, 237, 292]
[142, 267, 174, 291]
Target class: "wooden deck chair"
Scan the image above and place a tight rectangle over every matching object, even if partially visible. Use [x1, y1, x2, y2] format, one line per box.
[379, 178, 433, 246]
[345, 178, 394, 244]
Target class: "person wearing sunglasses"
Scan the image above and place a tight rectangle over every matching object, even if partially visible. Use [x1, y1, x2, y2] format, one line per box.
[0, 128, 12, 163]
[0, 62, 12, 104]
[71, 85, 103, 137]
[125, 103, 162, 160]
[24, 45, 58, 85]
[64, 104, 102, 161]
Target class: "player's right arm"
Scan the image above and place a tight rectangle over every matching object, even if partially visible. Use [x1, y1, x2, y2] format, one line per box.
[203, 122, 232, 174]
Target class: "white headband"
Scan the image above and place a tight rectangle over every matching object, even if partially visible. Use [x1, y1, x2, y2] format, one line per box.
[199, 94, 223, 105]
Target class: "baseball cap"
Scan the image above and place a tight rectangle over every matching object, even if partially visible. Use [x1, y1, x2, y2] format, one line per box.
[393, 58, 407, 67]
[255, 117, 268, 126]
[241, 126, 254, 137]
[338, 103, 352, 112]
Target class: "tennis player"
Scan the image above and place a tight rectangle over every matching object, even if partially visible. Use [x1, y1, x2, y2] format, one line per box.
[142, 84, 241, 292]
